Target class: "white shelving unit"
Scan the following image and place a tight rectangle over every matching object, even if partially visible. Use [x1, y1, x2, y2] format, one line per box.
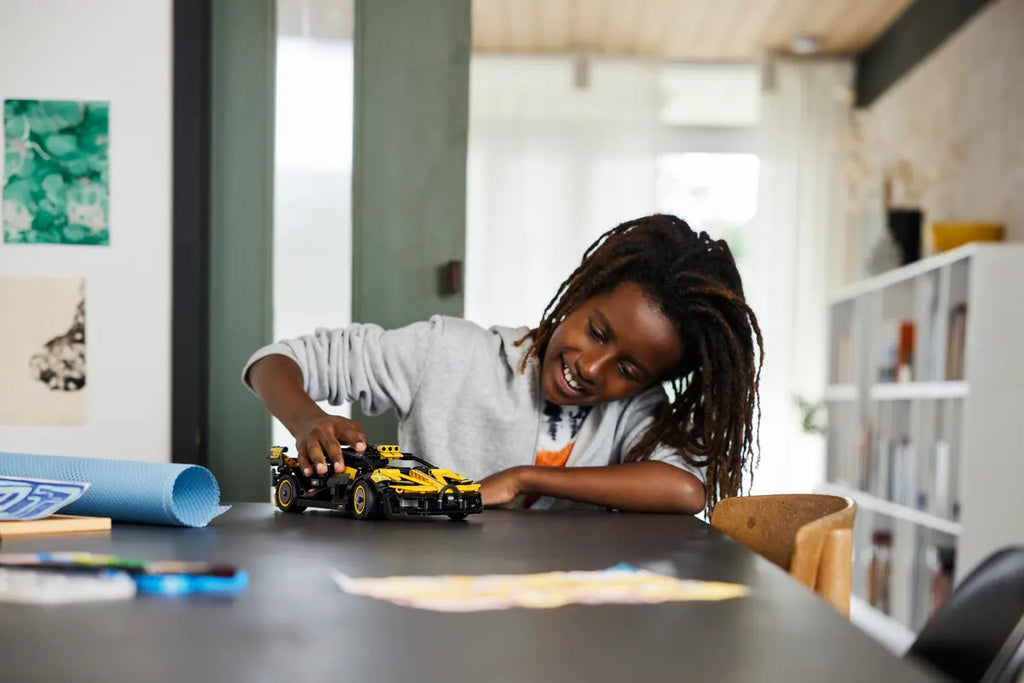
[822, 243, 1024, 650]
[869, 381, 969, 401]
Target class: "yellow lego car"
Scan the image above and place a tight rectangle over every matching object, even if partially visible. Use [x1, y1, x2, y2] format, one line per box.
[269, 444, 483, 521]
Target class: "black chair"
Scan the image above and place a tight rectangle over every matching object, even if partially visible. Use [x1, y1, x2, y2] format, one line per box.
[906, 547, 1024, 683]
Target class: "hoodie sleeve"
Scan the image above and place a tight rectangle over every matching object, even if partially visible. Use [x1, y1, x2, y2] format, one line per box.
[241, 316, 444, 420]
[616, 386, 706, 483]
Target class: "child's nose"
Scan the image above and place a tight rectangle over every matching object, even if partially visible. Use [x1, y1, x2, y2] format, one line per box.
[579, 352, 611, 385]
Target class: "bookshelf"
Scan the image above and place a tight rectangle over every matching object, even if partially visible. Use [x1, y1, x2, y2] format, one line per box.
[821, 243, 1024, 652]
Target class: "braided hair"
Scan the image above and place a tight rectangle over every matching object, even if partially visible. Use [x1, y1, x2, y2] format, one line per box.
[516, 214, 763, 510]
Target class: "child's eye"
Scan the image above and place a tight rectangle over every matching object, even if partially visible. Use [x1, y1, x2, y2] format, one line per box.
[588, 321, 606, 343]
[619, 362, 641, 382]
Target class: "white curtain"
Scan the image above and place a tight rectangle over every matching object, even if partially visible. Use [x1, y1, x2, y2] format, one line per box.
[272, 34, 355, 448]
[465, 56, 662, 330]
[746, 58, 854, 495]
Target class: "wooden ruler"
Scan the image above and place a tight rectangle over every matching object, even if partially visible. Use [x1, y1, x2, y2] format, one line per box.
[0, 515, 112, 538]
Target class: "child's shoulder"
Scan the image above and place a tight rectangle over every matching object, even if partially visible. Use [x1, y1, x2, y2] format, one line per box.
[426, 315, 533, 368]
[434, 315, 528, 343]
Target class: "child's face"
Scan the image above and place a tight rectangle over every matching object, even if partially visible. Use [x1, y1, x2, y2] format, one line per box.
[541, 281, 683, 406]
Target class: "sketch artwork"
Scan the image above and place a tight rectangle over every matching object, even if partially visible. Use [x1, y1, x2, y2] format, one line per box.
[0, 277, 87, 425]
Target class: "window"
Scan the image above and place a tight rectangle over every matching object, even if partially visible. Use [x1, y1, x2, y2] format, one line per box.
[655, 152, 760, 280]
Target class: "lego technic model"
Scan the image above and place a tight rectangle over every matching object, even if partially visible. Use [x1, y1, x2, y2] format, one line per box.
[268, 444, 483, 521]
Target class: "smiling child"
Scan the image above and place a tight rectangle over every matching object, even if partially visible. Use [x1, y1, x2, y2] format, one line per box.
[243, 214, 763, 513]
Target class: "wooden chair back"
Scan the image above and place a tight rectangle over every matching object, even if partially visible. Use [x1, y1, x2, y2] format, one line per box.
[711, 493, 858, 615]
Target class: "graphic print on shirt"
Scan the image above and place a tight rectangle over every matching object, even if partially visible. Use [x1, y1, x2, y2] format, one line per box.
[525, 402, 593, 508]
[535, 402, 592, 468]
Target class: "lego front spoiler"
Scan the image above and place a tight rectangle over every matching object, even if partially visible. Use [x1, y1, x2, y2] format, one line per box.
[384, 486, 483, 517]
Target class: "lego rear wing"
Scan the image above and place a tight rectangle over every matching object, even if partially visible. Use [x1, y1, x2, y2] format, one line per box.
[268, 446, 298, 467]
[350, 444, 437, 470]
[268, 443, 437, 470]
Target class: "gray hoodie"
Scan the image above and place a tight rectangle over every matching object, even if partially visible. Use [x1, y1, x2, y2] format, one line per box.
[242, 315, 703, 506]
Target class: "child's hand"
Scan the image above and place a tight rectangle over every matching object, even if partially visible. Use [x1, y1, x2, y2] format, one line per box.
[293, 415, 367, 477]
[478, 466, 526, 507]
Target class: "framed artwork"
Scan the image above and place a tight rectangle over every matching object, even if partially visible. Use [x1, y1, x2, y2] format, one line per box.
[3, 99, 110, 245]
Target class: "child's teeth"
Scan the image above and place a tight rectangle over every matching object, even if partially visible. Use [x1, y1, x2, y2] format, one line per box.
[563, 363, 581, 391]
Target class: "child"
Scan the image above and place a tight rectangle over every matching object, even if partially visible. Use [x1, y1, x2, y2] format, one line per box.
[243, 214, 763, 514]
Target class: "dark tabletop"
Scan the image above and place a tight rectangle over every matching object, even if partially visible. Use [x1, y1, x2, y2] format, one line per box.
[0, 504, 943, 682]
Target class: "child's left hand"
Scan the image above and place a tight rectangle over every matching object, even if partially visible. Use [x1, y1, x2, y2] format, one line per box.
[478, 467, 526, 507]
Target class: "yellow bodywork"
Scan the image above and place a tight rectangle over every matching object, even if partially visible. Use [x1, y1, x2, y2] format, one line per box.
[370, 466, 481, 495]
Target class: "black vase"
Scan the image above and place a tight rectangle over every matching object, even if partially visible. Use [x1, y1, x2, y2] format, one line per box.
[887, 208, 922, 265]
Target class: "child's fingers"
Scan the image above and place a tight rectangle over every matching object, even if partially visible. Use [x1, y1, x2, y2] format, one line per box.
[323, 437, 345, 474]
[307, 441, 329, 475]
[296, 449, 313, 477]
[334, 420, 367, 452]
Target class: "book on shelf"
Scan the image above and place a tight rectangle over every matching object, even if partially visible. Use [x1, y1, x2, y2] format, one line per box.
[928, 543, 956, 617]
[858, 432, 929, 510]
[877, 320, 898, 382]
[931, 440, 952, 520]
[877, 320, 916, 382]
[857, 422, 872, 491]
[896, 322, 916, 383]
[890, 438, 916, 507]
[868, 529, 893, 614]
[945, 303, 968, 380]
[870, 435, 890, 500]
[923, 273, 943, 381]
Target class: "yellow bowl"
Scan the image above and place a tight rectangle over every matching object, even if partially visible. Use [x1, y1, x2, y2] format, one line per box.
[930, 221, 1004, 252]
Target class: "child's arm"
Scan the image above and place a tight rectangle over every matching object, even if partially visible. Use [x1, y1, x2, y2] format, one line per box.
[247, 354, 368, 476]
[243, 318, 442, 476]
[479, 462, 705, 514]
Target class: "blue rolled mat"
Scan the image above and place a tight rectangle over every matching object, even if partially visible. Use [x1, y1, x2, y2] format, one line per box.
[0, 452, 229, 527]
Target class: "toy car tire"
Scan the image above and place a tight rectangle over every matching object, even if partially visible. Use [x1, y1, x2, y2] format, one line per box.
[275, 475, 302, 513]
[447, 513, 468, 521]
[351, 479, 378, 520]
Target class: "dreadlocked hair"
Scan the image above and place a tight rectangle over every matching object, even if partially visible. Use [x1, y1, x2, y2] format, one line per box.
[516, 214, 764, 511]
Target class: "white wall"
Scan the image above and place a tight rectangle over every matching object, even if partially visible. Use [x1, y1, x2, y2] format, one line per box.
[0, 0, 172, 462]
[840, 0, 1024, 287]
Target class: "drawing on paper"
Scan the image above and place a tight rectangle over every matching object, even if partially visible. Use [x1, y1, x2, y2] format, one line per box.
[0, 277, 86, 425]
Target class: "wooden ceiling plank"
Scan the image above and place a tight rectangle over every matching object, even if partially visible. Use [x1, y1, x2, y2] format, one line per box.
[761, 0, 814, 53]
[603, 0, 647, 56]
[573, 0, 608, 52]
[630, 0, 673, 57]
[505, 0, 538, 51]
[745, 0, 782, 58]
[705, 0, 761, 61]
[471, 0, 503, 51]
[845, 0, 915, 53]
[664, 0, 715, 61]
[539, 0, 573, 52]
[808, 0, 867, 54]
[469, 0, 913, 60]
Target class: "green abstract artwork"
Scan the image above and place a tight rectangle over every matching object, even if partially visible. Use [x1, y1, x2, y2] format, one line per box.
[3, 99, 110, 246]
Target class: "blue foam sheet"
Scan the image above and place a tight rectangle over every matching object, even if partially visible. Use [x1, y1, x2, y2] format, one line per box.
[0, 452, 228, 527]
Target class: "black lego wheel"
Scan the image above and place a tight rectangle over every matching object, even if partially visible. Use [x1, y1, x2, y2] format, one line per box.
[351, 479, 378, 520]
[275, 475, 302, 513]
[447, 513, 468, 521]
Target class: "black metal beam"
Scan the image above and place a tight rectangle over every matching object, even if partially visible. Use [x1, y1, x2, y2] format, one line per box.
[171, 0, 211, 466]
[856, 0, 992, 107]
